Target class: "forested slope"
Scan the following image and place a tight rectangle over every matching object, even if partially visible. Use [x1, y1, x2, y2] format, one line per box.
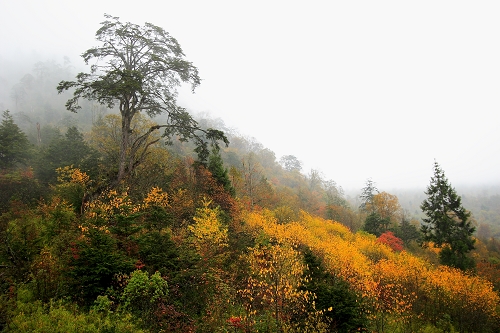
[2, 106, 500, 331]
[1, 15, 500, 332]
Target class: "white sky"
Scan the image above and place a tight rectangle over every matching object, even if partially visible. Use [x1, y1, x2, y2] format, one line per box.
[1, 0, 499, 191]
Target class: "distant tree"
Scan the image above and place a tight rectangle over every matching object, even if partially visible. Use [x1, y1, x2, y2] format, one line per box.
[365, 191, 402, 226]
[363, 212, 390, 237]
[420, 161, 475, 270]
[208, 148, 235, 196]
[323, 179, 346, 207]
[35, 126, 99, 184]
[241, 152, 262, 207]
[393, 210, 421, 245]
[359, 178, 378, 212]
[307, 169, 323, 191]
[10, 74, 34, 111]
[0, 110, 31, 170]
[279, 155, 302, 172]
[57, 14, 228, 186]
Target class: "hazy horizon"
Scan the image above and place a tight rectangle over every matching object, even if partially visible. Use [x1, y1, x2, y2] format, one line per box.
[2, 1, 499, 192]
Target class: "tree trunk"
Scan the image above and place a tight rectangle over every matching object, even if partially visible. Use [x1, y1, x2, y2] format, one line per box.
[117, 113, 132, 184]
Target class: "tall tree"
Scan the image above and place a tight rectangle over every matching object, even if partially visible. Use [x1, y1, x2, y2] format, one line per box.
[57, 14, 228, 186]
[359, 178, 378, 212]
[420, 161, 475, 270]
[208, 148, 235, 196]
[0, 110, 31, 170]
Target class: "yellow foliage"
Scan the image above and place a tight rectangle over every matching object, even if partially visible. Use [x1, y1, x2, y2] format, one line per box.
[188, 198, 228, 258]
[240, 209, 500, 329]
[84, 189, 139, 221]
[142, 187, 169, 208]
[240, 243, 312, 330]
[55, 166, 91, 187]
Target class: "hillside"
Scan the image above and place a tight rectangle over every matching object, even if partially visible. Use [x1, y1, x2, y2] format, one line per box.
[1, 33, 500, 332]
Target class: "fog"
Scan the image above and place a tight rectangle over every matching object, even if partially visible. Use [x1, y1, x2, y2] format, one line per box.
[2, 0, 500, 192]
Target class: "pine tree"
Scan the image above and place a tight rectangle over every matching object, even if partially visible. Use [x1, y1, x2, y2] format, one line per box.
[35, 126, 99, 184]
[420, 161, 475, 270]
[0, 110, 31, 170]
[359, 178, 378, 212]
[208, 148, 235, 196]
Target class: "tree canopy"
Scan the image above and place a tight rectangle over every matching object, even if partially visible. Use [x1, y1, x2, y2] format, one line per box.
[359, 178, 378, 212]
[0, 110, 31, 170]
[420, 161, 476, 270]
[57, 14, 228, 185]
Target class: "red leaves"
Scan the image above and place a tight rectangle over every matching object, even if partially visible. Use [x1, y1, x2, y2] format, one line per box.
[227, 316, 243, 329]
[377, 231, 404, 252]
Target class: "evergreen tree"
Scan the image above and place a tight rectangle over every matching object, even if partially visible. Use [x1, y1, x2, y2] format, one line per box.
[35, 126, 99, 184]
[208, 148, 235, 196]
[393, 216, 421, 245]
[0, 110, 31, 170]
[420, 161, 475, 270]
[363, 212, 390, 237]
[302, 249, 368, 332]
[359, 178, 378, 211]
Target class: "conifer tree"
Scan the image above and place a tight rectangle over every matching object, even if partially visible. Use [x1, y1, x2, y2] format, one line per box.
[359, 178, 378, 212]
[420, 161, 475, 270]
[208, 148, 235, 196]
[0, 110, 31, 170]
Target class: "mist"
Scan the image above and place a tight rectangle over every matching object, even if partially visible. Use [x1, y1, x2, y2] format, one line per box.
[2, 0, 500, 192]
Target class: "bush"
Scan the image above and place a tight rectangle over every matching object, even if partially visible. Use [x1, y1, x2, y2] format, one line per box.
[6, 298, 143, 333]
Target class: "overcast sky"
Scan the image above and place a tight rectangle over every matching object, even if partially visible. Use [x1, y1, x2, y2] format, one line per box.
[1, 0, 499, 192]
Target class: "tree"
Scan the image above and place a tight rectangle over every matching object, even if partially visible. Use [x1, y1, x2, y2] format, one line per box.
[35, 126, 99, 184]
[302, 249, 368, 332]
[68, 228, 134, 305]
[279, 155, 302, 172]
[57, 14, 228, 186]
[393, 210, 421, 246]
[188, 198, 228, 261]
[359, 178, 378, 212]
[121, 270, 169, 329]
[208, 148, 235, 196]
[365, 192, 402, 226]
[241, 243, 312, 332]
[420, 161, 475, 270]
[0, 110, 31, 170]
[363, 212, 390, 237]
[363, 193, 417, 244]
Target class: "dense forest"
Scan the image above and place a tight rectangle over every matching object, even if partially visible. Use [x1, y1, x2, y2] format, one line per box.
[1, 16, 500, 333]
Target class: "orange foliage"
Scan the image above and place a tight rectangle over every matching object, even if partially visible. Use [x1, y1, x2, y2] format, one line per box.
[240, 209, 500, 329]
[366, 191, 402, 223]
[476, 261, 500, 291]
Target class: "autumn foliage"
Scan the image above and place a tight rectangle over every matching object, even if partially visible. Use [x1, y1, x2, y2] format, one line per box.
[1, 116, 500, 332]
[377, 231, 404, 252]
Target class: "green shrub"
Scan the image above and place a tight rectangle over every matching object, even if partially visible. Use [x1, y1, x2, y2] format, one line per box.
[6, 298, 143, 333]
